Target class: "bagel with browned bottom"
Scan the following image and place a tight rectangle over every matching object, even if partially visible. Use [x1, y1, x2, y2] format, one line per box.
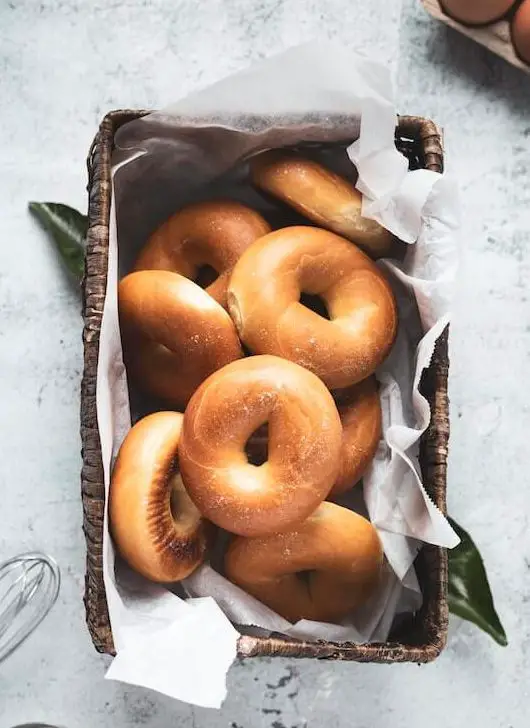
[110, 412, 212, 582]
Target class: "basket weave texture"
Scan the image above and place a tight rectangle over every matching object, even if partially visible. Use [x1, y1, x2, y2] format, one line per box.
[81, 111, 448, 662]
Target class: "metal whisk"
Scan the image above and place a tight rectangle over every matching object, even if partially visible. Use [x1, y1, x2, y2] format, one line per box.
[0, 552, 60, 664]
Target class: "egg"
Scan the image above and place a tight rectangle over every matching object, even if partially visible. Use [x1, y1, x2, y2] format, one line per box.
[512, 0, 530, 64]
[440, 0, 516, 26]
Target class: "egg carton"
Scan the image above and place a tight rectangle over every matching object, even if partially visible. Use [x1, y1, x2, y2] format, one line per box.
[421, 0, 530, 75]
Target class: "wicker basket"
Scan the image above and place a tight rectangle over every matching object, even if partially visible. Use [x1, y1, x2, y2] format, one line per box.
[81, 111, 448, 662]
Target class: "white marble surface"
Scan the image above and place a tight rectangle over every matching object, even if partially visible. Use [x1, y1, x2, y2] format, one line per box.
[1, 1, 529, 726]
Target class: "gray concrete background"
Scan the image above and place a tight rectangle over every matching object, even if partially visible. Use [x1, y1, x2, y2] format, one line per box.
[1, 0, 529, 726]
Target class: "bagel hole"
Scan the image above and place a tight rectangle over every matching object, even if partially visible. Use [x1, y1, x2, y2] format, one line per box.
[194, 264, 218, 289]
[169, 472, 199, 527]
[244, 424, 268, 466]
[299, 292, 330, 320]
[296, 569, 316, 594]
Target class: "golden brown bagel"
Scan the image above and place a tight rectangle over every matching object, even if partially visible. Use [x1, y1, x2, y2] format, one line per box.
[250, 151, 394, 258]
[179, 355, 342, 537]
[135, 200, 271, 308]
[331, 377, 382, 496]
[225, 502, 383, 623]
[119, 270, 242, 408]
[227, 227, 397, 390]
[109, 412, 212, 582]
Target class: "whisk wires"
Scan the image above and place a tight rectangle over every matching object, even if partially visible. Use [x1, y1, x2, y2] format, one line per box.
[0, 552, 60, 664]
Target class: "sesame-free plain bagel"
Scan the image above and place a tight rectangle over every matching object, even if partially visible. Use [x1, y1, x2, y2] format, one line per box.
[119, 270, 242, 408]
[225, 501, 383, 623]
[251, 151, 394, 258]
[135, 200, 271, 309]
[178, 355, 343, 537]
[227, 227, 397, 389]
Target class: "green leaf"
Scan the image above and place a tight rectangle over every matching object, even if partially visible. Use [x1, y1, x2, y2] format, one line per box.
[29, 202, 87, 283]
[448, 517, 507, 646]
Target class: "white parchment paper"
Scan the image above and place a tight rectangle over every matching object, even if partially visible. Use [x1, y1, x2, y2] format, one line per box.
[96, 42, 461, 707]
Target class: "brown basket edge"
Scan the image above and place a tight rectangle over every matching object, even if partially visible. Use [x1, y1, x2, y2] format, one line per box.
[81, 112, 116, 655]
[80, 110, 448, 661]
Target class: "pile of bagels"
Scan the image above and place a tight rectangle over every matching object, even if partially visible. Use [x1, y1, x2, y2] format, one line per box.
[110, 150, 399, 624]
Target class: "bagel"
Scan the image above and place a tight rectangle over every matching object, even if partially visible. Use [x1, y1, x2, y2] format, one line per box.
[227, 227, 397, 389]
[331, 377, 382, 496]
[178, 355, 342, 537]
[118, 270, 242, 408]
[246, 377, 382, 496]
[250, 151, 394, 258]
[109, 412, 212, 582]
[135, 200, 271, 308]
[224, 502, 383, 623]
